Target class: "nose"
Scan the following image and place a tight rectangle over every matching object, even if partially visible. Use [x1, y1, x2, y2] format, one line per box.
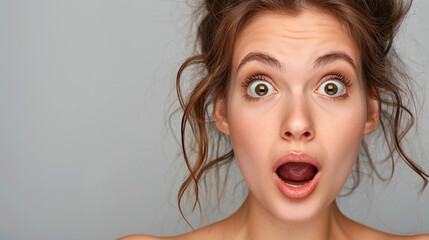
[281, 98, 314, 142]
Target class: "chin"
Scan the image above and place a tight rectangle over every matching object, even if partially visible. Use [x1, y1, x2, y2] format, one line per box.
[248, 177, 338, 225]
[272, 192, 332, 223]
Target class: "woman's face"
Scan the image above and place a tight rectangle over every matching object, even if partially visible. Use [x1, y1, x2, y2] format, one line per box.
[215, 10, 379, 222]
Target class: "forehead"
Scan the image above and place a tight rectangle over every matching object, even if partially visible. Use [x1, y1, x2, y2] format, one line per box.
[232, 10, 360, 73]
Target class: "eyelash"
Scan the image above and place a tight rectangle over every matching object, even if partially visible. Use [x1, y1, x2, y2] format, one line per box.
[241, 73, 353, 102]
[241, 74, 272, 102]
[241, 74, 266, 88]
[321, 74, 353, 101]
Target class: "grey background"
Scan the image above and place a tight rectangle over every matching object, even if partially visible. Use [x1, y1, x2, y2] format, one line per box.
[0, 0, 428, 239]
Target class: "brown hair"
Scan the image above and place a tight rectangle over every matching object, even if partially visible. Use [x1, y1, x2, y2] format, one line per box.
[175, 0, 428, 225]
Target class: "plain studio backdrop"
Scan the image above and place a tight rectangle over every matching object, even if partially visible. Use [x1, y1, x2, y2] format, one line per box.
[1, 0, 429, 239]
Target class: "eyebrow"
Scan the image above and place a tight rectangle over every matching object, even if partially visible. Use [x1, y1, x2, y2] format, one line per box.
[313, 51, 357, 72]
[236, 52, 281, 72]
[236, 51, 357, 73]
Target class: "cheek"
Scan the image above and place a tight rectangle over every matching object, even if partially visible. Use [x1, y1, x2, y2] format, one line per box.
[227, 105, 271, 163]
[226, 95, 279, 182]
[321, 100, 367, 182]
[227, 88, 275, 152]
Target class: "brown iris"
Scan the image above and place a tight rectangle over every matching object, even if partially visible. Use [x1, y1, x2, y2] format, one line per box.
[324, 83, 338, 95]
[255, 83, 268, 96]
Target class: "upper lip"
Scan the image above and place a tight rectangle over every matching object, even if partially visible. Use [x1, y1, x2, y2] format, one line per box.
[272, 151, 320, 172]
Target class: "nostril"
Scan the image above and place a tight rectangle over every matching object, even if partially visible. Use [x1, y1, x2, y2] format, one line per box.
[284, 131, 312, 139]
[284, 131, 311, 139]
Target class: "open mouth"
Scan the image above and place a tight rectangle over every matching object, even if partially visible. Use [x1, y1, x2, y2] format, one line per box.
[276, 162, 318, 188]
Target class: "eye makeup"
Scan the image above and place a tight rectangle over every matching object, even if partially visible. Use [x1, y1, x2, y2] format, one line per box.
[315, 73, 353, 101]
[241, 74, 269, 88]
[323, 73, 352, 88]
[240, 72, 354, 102]
[241, 74, 278, 102]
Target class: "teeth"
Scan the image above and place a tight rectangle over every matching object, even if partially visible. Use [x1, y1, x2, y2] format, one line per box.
[283, 181, 309, 188]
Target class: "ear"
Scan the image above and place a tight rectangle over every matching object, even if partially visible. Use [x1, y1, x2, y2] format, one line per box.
[214, 98, 230, 135]
[364, 96, 380, 134]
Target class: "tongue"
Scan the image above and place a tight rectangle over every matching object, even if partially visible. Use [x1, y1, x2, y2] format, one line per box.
[276, 162, 317, 182]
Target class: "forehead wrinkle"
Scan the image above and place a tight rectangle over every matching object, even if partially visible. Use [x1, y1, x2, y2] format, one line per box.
[234, 11, 360, 76]
[277, 32, 318, 40]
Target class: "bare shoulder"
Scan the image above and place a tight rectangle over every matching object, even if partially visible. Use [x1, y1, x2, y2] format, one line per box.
[132, 219, 229, 240]
[344, 216, 429, 240]
[359, 227, 429, 240]
[116, 233, 200, 240]
[379, 233, 429, 240]
[117, 234, 166, 240]
[403, 234, 429, 240]
[361, 226, 429, 240]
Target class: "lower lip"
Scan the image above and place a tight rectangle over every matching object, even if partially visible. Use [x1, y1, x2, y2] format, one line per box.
[274, 171, 320, 199]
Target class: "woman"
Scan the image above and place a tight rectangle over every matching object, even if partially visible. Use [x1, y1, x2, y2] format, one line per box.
[121, 0, 429, 239]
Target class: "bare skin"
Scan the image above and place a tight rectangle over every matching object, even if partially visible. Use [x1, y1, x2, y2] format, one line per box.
[119, 9, 429, 240]
[118, 195, 429, 240]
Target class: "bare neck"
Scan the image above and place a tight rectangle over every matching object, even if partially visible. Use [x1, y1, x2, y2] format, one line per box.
[220, 194, 352, 240]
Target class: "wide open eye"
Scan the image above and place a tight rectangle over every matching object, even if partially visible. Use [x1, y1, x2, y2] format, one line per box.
[316, 80, 346, 98]
[248, 81, 276, 98]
